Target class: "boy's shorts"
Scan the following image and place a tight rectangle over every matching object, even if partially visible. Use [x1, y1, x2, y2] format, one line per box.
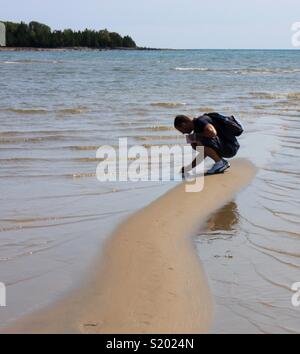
[200, 136, 239, 158]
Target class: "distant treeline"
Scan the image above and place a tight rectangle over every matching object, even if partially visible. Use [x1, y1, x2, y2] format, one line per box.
[3, 21, 137, 49]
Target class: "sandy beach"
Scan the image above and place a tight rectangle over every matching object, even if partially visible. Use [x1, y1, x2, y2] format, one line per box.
[3, 159, 256, 334]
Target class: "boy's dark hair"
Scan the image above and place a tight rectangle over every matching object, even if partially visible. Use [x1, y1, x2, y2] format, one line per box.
[174, 115, 190, 129]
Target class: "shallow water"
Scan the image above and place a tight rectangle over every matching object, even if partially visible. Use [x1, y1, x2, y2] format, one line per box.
[0, 49, 299, 332]
[197, 111, 300, 333]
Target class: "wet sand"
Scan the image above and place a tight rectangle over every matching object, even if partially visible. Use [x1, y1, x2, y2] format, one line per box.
[3, 159, 256, 334]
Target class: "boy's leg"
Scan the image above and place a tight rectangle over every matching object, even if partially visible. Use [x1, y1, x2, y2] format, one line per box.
[189, 142, 230, 176]
[204, 146, 222, 162]
[189, 145, 221, 171]
[182, 143, 223, 176]
[205, 146, 231, 175]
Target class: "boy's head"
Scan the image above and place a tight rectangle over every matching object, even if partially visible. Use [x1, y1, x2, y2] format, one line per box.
[174, 115, 194, 134]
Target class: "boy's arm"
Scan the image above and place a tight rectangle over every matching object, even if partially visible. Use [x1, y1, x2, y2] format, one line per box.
[181, 143, 204, 177]
[203, 124, 217, 138]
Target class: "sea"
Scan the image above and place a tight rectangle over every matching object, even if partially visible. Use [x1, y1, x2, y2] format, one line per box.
[0, 49, 299, 333]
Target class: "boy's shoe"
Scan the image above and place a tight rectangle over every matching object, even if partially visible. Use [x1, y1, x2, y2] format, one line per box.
[206, 159, 231, 175]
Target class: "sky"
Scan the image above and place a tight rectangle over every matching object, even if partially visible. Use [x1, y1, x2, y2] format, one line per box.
[0, 0, 298, 49]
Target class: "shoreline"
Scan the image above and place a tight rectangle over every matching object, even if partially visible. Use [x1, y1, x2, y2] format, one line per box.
[2, 159, 256, 334]
[0, 46, 167, 52]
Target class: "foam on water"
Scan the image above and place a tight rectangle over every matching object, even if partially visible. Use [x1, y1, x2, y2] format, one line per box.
[2, 107, 90, 115]
[175, 67, 300, 74]
[150, 102, 187, 108]
[250, 92, 300, 100]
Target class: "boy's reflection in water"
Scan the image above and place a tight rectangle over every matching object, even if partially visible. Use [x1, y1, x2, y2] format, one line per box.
[207, 201, 239, 232]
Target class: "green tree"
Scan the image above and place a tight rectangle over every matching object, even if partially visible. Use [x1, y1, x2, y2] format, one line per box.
[62, 29, 75, 47]
[110, 32, 123, 48]
[122, 35, 136, 48]
[29, 21, 51, 47]
[98, 29, 111, 48]
[3, 21, 138, 49]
